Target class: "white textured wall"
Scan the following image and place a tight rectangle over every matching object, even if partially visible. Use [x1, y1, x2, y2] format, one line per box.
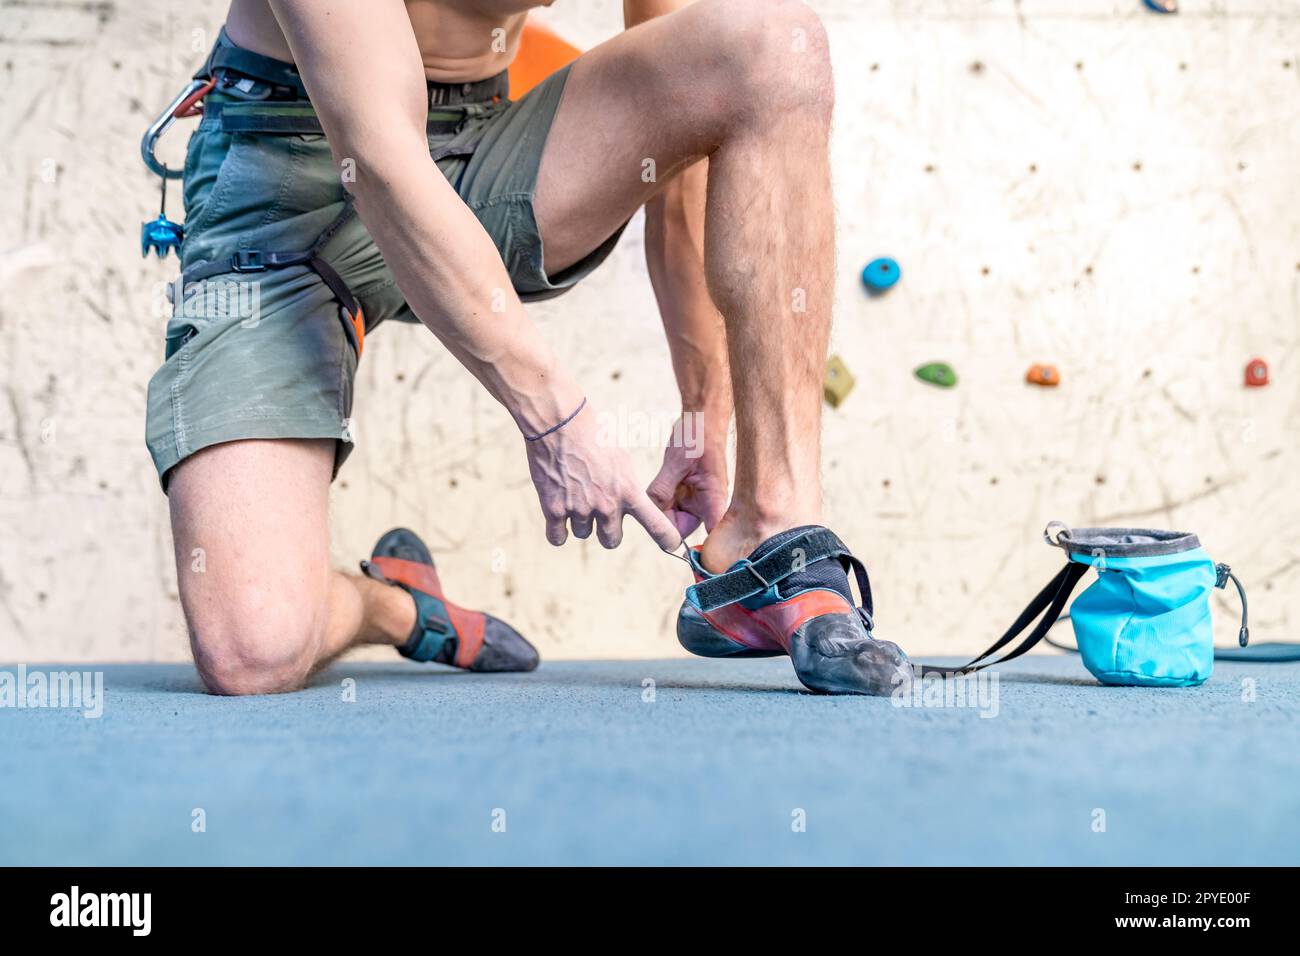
[1, 0, 1296, 663]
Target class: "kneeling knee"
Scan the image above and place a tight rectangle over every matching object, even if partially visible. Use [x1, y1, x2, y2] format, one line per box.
[189, 603, 321, 697]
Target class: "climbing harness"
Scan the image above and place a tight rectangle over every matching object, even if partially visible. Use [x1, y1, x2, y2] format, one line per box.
[920, 522, 1250, 687]
[146, 30, 507, 351]
[175, 200, 368, 356]
[140, 33, 352, 328]
[143, 34, 367, 340]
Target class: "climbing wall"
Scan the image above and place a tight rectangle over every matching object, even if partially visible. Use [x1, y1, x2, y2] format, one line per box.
[1, 0, 1296, 663]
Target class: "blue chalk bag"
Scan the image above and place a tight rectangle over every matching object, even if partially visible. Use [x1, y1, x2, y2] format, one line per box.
[923, 522, 1248, 687]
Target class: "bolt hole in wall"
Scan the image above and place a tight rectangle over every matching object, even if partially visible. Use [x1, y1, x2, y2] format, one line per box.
[0, 0, 1296, 664]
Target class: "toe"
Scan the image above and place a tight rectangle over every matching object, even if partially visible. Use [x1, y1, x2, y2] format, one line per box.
[791, 614, 913, 696]
[857, 637, 914, 692]
[470, 616, 540, 672]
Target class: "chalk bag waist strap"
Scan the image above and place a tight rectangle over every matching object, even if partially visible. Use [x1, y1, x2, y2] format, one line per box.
[683, 526, 876, 630]
[176, 204, 366, 356]
[919, 561, 1090, 677]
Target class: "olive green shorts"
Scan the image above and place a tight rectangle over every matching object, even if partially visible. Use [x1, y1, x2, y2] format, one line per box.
[145, 64, 624, 488]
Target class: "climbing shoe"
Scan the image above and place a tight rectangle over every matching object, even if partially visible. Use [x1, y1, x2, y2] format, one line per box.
[361, 528, 539, 673]
[678, 526, 911, 696]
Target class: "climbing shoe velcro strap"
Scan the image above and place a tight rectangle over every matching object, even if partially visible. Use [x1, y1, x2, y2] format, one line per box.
[685, 527, 851, 613]
[401, 604, 456, 663]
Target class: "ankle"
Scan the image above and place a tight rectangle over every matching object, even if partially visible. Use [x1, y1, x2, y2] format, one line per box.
[357, 575, 417, 646]
[729, 474, 820, 524]
[698, 505, 823, 574]
[728, 495, 822, 542]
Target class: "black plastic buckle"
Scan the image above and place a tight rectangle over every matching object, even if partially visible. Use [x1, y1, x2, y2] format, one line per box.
[232, 249, 267, 272]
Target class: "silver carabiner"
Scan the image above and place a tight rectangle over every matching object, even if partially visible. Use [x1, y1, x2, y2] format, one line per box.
[141, 78, 213, 179]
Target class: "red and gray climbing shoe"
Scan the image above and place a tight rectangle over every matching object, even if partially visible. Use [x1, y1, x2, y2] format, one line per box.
[361, 528, 539, 673]
[677, 526, 911, 696]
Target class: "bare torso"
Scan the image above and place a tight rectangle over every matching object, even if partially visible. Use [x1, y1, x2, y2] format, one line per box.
[225, 0, 552, 82]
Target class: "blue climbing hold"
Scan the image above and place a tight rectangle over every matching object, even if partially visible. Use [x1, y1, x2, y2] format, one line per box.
[862, 257, 900, 293]
[1141, 0, 1177, 13]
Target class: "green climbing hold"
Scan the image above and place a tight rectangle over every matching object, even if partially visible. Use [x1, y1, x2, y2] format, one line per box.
[914, 362, 957, 388]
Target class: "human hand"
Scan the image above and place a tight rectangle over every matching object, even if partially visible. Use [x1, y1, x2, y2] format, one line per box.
[646, 409, 729, 539]
[524, 402, 683, 551]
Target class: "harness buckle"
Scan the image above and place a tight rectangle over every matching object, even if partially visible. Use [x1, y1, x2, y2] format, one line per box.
[232, 249, 267, 272]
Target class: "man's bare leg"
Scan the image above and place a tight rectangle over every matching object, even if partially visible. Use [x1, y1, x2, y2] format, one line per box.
[168, 439, 415, 695]
[534, 0, 833, 572]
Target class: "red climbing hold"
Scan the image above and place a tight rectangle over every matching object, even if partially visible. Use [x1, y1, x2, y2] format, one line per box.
[1244, 358, 1269, 387]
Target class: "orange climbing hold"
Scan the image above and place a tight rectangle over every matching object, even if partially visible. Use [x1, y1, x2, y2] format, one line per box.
[508, 20, 583, 98]
[1025, 363, 1060, 387]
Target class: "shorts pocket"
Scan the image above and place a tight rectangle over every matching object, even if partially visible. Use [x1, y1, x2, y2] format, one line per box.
[181, 126, 239, 235]
[182, 131, 304, 247]
[164, 320, 197, 361]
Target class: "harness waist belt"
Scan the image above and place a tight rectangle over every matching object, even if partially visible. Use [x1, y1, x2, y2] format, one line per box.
[206, 100, 468, 136]
[197, 27, 510, 106]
